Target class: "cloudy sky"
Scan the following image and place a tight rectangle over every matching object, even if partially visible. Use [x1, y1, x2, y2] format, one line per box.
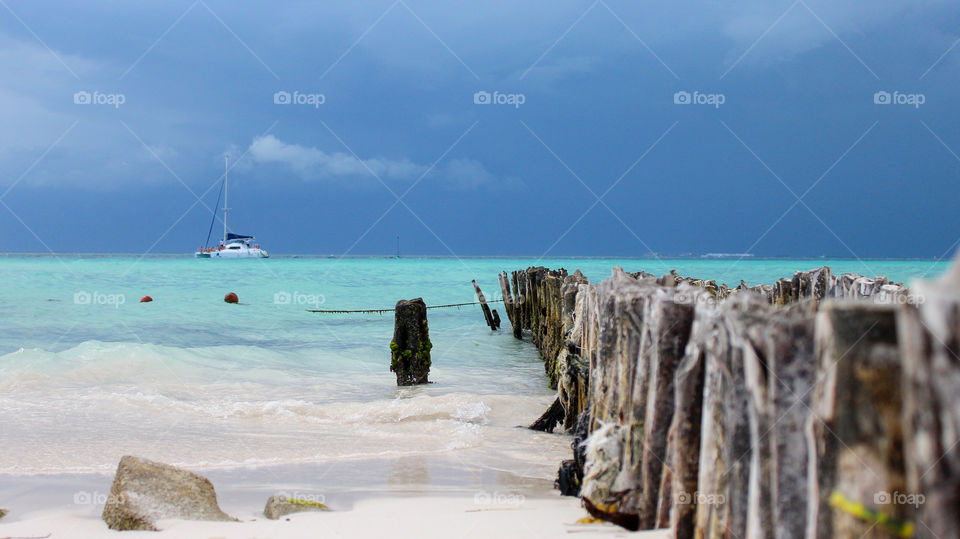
[0, 0, 958, 257]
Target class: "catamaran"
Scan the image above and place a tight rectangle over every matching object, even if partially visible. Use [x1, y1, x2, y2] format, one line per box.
[195, 157, 269, 259]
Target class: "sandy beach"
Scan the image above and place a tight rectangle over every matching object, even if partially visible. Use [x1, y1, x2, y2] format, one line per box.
[0, 494, 666, 539]
[0, 459, 668, 538]
[0, 495, 669, 539]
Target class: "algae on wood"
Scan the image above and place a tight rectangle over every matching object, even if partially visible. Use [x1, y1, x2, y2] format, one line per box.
[390, 298, 432, 386]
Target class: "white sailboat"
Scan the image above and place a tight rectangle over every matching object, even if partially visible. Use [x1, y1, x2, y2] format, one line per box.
[195, 157, 269, 259]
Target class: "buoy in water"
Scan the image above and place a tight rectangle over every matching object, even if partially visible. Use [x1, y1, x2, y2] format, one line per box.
[224, 292, 239, 304]
[140, 296, 153, 303]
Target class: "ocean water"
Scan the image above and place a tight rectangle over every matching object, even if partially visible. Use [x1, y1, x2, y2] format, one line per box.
[0, 256, 949, 477]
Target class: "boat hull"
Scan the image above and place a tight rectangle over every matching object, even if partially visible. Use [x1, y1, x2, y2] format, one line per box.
[195, 248, 269, 259]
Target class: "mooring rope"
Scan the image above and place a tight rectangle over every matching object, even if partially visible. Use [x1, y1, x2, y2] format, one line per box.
[306, 299, 504, 314]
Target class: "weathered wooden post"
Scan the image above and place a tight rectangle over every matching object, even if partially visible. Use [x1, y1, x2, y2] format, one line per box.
[390, 298, 432, 385]
[897, 263, 960, 539]
[666, 313, 708, 538]
[498, 271, 520, 338]
[472, 280, 498, 330]
[809, 302, 906, 539]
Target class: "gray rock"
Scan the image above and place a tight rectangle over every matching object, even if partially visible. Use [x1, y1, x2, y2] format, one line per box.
[263, 494, 330, 520]
[102, 455, 235, 531]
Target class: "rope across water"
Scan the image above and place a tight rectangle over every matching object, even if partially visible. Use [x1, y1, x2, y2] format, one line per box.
[306, 299, 504, 315]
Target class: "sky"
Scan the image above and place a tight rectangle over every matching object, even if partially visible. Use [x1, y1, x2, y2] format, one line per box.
[0, 0, 958, 258]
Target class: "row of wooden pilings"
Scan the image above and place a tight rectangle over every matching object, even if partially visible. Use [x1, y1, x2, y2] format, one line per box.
[494, 263, 958, 539]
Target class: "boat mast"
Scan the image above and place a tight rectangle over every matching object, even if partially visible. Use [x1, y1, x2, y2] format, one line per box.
[223, 156, 229, 244]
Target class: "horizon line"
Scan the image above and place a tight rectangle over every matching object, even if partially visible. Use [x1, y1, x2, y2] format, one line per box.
[0, 252, 951, 262]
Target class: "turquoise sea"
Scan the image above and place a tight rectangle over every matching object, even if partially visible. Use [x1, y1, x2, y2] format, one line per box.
[0, 256, 949, 477]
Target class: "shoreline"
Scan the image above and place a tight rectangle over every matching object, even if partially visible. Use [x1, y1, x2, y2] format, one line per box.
[0, 457, 666, 539]
[0, 494, 657, 539]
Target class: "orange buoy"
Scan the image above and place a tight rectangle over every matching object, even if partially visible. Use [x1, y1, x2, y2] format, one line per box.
[224, 292, 239, 304]
[140, 295, 153, 303]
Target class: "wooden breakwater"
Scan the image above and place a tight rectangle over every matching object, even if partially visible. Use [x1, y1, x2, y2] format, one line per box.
[499, 264, 955, 538]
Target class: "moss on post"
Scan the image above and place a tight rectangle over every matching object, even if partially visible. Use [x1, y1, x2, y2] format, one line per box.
[390, 298, 432, 385]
